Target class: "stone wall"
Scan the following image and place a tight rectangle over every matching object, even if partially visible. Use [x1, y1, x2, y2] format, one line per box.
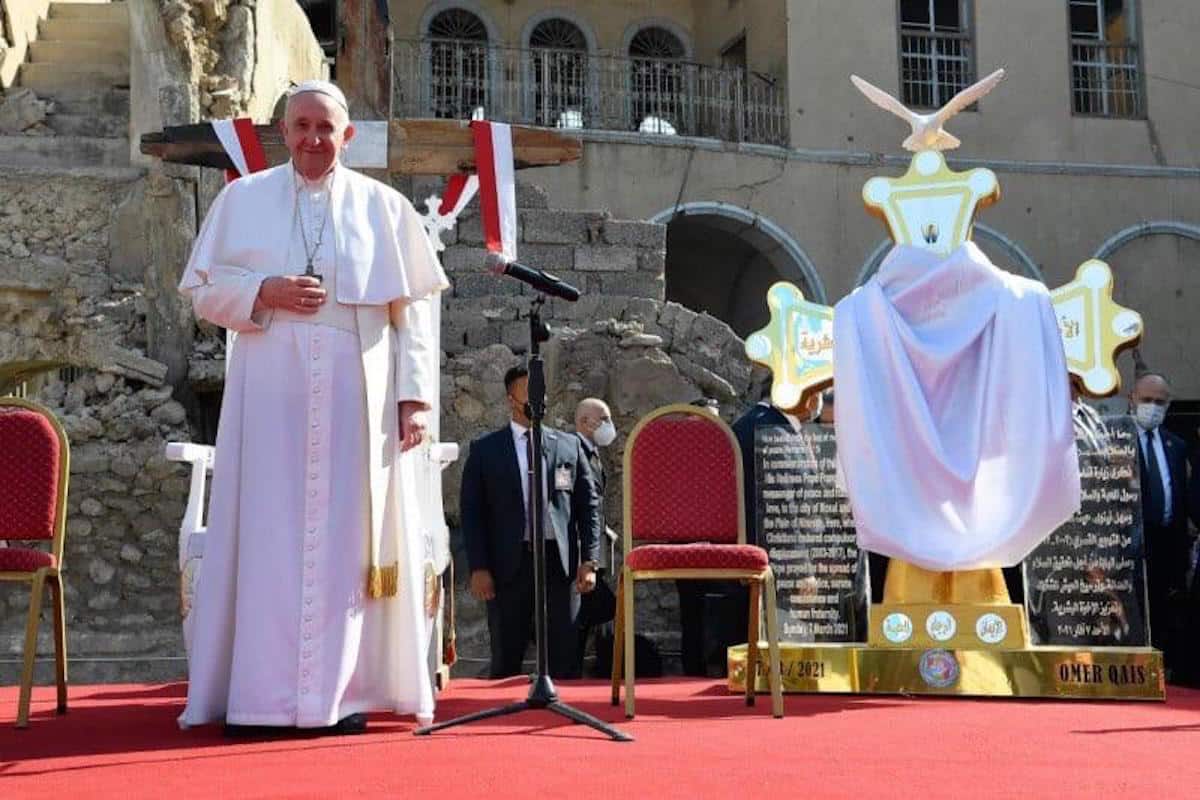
[0, 168, 169, 391]
[1, 372, 191, 682]
[0, 168, 192, 683]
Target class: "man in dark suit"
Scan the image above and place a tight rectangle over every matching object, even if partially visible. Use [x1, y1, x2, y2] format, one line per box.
[461, 366, 602, 679]
[1130, 373, 1193, 670]
[572, 397, 617, 673]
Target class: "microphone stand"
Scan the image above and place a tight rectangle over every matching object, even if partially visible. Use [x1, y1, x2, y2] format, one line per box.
[415, 295, 631, 742]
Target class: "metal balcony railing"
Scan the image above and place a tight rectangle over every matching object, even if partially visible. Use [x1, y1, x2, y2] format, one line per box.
[393, 38, 789, 146]
[1070, 40, 1142, 118]
[899, 28, 974, 109]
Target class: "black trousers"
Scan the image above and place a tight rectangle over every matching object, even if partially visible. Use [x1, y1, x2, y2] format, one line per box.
[486, 541, 580, 679]
[677, 580, 749, 677]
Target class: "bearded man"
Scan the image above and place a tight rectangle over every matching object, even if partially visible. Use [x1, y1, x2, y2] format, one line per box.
[177, 80, 448, 734]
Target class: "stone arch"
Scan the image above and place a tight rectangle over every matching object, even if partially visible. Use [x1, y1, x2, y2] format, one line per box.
[520, 8, 599, 54]
[620, 18, 694, 59]
[855, 223, 1044, 286]
[648, 202, 826, 338]
[1093, 220, 1200, 260]
[418, 1, 499, 43]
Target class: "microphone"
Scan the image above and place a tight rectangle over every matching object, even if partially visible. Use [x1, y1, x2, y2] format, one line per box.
[485, 252, 581, 302]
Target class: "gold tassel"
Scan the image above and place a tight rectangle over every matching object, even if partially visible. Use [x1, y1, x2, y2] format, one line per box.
[366, 563, 399, 598]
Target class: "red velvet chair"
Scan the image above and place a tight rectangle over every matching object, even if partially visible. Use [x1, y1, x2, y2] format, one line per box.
[611, 404, 783, 718]
[0, 398, 70, 728]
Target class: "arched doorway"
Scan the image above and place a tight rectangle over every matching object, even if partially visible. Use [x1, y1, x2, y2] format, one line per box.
[649, 202, 824, 339]
[1092, 221, 1200, 405]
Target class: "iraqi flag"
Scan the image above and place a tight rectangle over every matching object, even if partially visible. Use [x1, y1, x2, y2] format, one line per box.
[469, 120, 518, 261]
[212, 118, 268, 181]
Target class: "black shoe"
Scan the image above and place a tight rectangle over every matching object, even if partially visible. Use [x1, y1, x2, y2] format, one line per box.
[224, 722, 286, 739]
[326, 713, 368, 735]
[223, 713, 368, 739]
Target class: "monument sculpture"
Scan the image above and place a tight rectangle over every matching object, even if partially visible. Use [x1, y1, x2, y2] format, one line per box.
[732, 70, 1160, 700]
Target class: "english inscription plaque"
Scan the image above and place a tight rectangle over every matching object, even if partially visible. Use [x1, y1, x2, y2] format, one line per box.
[755, 424, 868, 642]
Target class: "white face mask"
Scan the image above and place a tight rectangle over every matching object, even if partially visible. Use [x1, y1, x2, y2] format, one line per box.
[1134, 403, 1166, 431]
[592, 419, 617, 447]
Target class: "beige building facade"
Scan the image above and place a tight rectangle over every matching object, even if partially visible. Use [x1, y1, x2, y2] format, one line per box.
[399, 1, 1200, 405]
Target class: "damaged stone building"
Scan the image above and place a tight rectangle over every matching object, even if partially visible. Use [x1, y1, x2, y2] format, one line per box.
[4, 0, 1199, 684]
[1, 0, 756, 681]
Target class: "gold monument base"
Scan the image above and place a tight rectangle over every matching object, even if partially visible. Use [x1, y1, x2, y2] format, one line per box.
[727, 641, 1164, 700]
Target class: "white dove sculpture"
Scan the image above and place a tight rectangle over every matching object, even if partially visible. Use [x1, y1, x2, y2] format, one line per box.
[850, 68, 1005, 151]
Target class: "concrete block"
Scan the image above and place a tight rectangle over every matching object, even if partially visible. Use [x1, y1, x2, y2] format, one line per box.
[516, 243, 574, 272]
[638, 248, 667, 274]
[575, 245, 638, 272]
[593, 272, 665, 300]
[441, 246, 490, 272]
[452, 272, 522, 298]
[601, 220, 666, 250]
[522, 210, 608, 245]
[456, 212, 522, 246]
[515, 182, 549, 209]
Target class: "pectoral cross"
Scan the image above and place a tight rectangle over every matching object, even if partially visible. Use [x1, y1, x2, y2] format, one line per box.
[304, 260, 323, 285]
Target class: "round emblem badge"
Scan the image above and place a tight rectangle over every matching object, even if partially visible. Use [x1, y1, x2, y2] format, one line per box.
[881, 612, 913, 644]
[918, 649, 960, 688]
[925, 610, 957, 642]
[975, 612, 1008, 645]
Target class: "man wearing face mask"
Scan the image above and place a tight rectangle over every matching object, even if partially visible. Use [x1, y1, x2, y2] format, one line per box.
[460, 367, 602, 679]
[572, 398, 618, 673]
[1130, 372, 1193, 670]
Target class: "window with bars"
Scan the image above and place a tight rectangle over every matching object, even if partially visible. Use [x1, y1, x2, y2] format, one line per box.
[898, 0, 975, 109]
[1069, 0, 1142, 117]
[528, 19, 589, 129]
[427, 9, 489, 119]
[628, 26, 687, 133]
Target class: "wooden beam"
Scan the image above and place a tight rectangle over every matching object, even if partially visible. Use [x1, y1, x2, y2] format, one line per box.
[139, 119, 583, 176]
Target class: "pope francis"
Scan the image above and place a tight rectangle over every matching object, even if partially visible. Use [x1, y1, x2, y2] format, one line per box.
[176, 81, 448, 734]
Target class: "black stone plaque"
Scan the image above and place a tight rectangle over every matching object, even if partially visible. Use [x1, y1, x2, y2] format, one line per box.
[1023, 415, 1149, 647]
[755, 424, 868, 643]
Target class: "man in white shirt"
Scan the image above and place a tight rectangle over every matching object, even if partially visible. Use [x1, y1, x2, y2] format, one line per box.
[177, 81, 447, 734]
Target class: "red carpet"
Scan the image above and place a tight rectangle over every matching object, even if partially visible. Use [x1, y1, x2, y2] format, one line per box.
[2, 679, 1199, 798]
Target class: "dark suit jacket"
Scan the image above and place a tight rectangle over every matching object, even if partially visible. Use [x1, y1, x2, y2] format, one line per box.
[573, 433, 606, 550]
[1138, 425, 1193, 592]
[461, 424, 602, 583]
[731, 402, 793, 547]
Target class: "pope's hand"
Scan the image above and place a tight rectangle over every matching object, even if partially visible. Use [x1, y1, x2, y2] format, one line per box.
[258, 275, 326, 313]
[469, 569, 495, 601]
[399, 402, 428, 452]
[575, 563, 597, 594]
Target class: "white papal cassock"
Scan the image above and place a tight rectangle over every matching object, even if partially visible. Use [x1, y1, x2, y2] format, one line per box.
[177, 162, 448, 728]
[833, 242, 1080, 571]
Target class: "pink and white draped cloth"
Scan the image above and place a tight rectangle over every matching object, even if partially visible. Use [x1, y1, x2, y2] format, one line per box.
[833, 242, 1080, 570]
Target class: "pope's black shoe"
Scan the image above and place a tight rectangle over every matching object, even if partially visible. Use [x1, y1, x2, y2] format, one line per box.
[326, 713, 368, 735]
[223, 713, 368, 738]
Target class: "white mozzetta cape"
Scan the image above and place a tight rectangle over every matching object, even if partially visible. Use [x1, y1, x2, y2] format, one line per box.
[177, 163, 449, 727]
[833, 243, 1080, 570]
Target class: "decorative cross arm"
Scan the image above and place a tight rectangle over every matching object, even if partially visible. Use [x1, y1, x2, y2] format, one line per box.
[746, 260, 1142, 411]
